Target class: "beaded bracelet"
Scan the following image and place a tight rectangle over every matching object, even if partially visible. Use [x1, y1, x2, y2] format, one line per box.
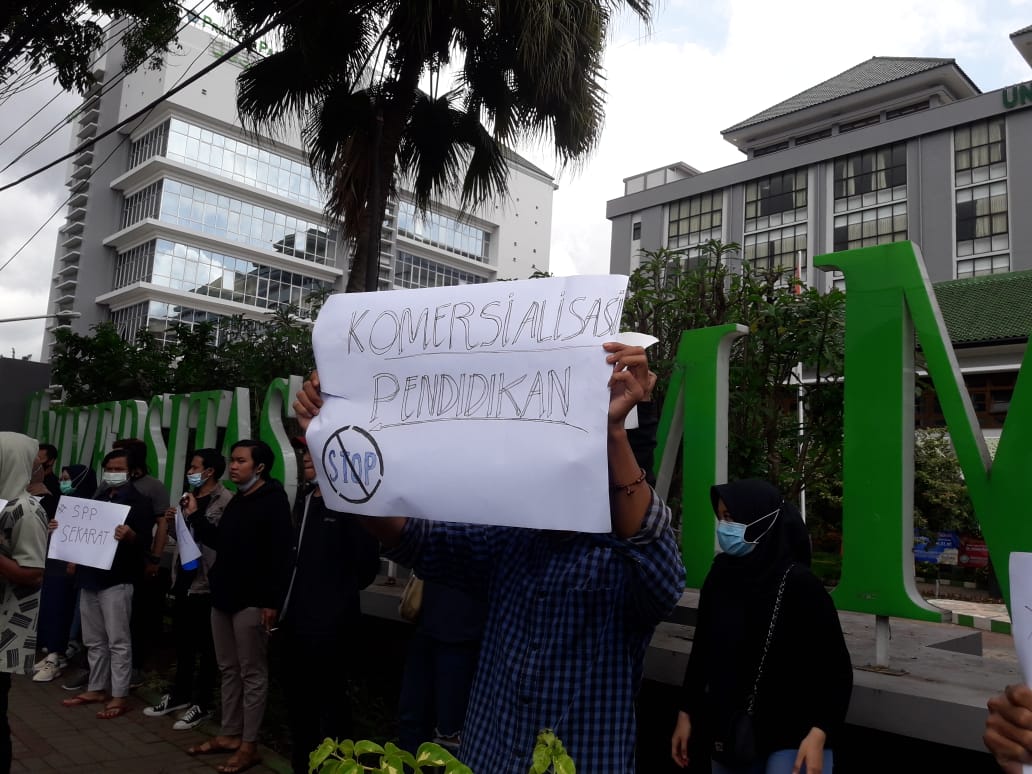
[611, 467, 647, 496]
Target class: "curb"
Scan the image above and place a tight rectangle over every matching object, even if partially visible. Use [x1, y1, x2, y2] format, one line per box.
[945, 612, 1011, 635]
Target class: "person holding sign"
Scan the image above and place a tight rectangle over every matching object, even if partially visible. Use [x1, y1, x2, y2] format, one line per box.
[33, 464, 97, 684]
[184, 440, 292, 774]
[0, 432, 49, 773]
[293, 341, 686, 773]
[60, 449, 154, 720]
[144, 449, 232, 731]
[986, 684, 1032, 771]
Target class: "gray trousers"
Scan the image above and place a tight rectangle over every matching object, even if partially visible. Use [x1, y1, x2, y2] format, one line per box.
[80, 584, 134, 698]
[211, 607, 268, 742]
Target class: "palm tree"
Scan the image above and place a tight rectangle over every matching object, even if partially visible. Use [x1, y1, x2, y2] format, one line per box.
[231, 0, 652, 292]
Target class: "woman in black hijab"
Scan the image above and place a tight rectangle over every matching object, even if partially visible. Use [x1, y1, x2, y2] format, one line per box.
[670, 479, 852, 773]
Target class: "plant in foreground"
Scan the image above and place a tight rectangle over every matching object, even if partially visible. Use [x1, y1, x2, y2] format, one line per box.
[310, 728, 575, 774]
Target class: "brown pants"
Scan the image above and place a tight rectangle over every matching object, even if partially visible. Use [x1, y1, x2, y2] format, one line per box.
[211, 607, 268, 742]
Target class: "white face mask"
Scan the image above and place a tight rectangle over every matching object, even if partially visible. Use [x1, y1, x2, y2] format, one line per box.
[103, 471, 129, 487]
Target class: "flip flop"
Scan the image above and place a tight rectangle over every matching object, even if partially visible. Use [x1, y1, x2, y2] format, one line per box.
[217, 753, 262, 774]
[61, 694, 106, 707]
[96, 703, 130, 720]
[188, 740, 241, 756]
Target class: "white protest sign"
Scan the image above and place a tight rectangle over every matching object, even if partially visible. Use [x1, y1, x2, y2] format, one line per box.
[1009, 552, 1032, 774]
[48, 496, 129, 570]
[614, 332, 658, 430]
[308, 274, 629, 531]
[174, 506, 202, 569]
[0, 500, 7, 513]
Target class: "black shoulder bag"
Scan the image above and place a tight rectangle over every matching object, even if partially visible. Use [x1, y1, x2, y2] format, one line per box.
[712, 564, 794, 767]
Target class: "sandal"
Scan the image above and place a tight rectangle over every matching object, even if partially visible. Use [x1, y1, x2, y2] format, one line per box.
[217, 751, 262, 773]
[96, 702, 130, 720]
[62, 693, 106, 707]
[188, 739, 241, 756]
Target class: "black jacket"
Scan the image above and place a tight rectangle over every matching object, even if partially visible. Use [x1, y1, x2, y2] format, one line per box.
[681, 479, 853, 757]
[280, 491, 380, 637]
[76, 483, 154, 590]
[192, 478, 292, 614]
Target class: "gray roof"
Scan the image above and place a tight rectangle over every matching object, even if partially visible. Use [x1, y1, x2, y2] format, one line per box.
[1012, 24, 1032, 36]
[722, 57, 958, 134]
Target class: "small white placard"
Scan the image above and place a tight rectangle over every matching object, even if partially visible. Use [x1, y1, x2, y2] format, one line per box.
[47, 496, 129, 570]
[174, 506, 202, 567]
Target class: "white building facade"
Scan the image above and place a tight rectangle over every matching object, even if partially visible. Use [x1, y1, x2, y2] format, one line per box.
[44, 21, 555, 354]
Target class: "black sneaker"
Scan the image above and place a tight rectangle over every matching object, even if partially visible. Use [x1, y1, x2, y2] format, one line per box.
[60, 670, 89, 692]
[172, 704, 211, 730]
[143, 693, 189, 717]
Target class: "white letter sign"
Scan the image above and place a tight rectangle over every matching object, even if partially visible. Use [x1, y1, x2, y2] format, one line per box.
[48, 496, 129, 570]
[307, 275, 629, 531]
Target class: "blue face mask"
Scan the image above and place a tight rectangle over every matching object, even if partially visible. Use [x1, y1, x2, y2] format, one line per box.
[186, 472, 206, 489]
[717, 508, 781, 556]
[717, 521, 754, 556]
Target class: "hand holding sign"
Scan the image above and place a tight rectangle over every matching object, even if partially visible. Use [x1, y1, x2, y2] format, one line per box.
[307, 274, 630, 531]
[48, 496, 129, 570]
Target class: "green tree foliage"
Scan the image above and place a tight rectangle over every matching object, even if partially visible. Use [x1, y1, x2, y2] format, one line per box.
[0, 1, 182, 95]
[230, 0, 653, 292]
[913, 427, 977, 535]
[622, 242, 846, 518]
[50, 297, 326, 425]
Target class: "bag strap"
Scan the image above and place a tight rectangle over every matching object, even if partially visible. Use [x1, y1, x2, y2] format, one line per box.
[746, 563, 793, 715]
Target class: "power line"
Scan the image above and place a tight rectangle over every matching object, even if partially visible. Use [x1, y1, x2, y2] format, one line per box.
[0, 0, 215, 169]
[0, 12, 225, 278]
[0, 1, 295, 195]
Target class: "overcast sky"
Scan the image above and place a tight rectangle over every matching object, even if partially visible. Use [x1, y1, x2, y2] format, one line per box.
[0, 0, 1029, 362]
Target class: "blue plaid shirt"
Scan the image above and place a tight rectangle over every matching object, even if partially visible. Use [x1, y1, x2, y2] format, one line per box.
[388, 491, 685, 773]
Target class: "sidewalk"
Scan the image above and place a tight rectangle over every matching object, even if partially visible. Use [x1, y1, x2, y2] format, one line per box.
[9, 678, 290, 774]
[928, 596, 1012, 634]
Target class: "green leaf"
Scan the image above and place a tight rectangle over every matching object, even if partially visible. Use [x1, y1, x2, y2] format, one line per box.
[382, 752, 403, 774]
[530, 743, 551, 774]
[415, 742, 452, 766]
[355, 740, 386, 757]
[554, 753, 576, 774]
[337, 740, 355, 759]
[310, 738, 337, 771]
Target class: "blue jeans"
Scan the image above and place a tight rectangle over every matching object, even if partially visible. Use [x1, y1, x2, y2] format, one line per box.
[712, 748, 834, 774]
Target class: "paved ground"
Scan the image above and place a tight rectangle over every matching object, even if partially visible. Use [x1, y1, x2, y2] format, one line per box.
[9, 678, 290, 774]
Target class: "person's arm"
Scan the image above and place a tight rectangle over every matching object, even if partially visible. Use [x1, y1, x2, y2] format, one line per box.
[294, 372, 410, 549]
[986, 684, 1032, 772]
[604, 342, 657, 538]
[3, 503, 48, 587]
[146, 514, 168, 577]
[184, 493, 222, 549]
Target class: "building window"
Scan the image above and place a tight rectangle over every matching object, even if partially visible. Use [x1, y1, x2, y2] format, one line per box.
[145, 178, 336, 264]
[393, 251, 487, 289]
[164, 118, 323, 207]
[114, 242, 155, 287]
[886, 100, 929, 120]
[917, 372, 1016, 430]
[129, 122, 169, 168]
[668, 191, 722, 250]
[956, 182, 1008, 256]
[833, 202, 907, 252]
[396, 200, 491, 263]
[753, 141, 790, 158]
[833, 142, 906, 211]
[744, 223, 807, 274]
[745, 171, 805, 232]
[121, 181, 163, 228]
[795, 128, 832, 146]
[114, 238, 329, 313]
[838, 114, 881, 133]
[956, 254, 1010, 278]
[954, 117, 1006, 187]
[631, 221, 641, 241]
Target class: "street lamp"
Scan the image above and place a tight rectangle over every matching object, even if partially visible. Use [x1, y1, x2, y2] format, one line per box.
[0, 312, 81, 324]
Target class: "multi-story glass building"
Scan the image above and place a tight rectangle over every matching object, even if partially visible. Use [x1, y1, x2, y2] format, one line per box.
[44, 20, 555, 354]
